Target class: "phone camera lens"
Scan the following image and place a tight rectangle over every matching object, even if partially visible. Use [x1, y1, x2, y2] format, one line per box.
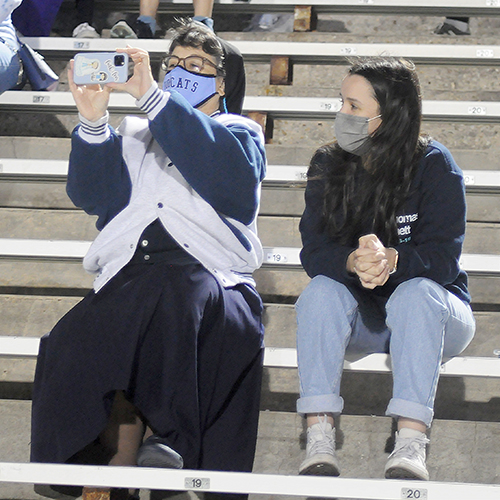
[114, 55, 125, 66]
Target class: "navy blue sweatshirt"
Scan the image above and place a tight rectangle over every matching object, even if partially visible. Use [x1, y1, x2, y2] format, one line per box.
[300, 140, 470, 316]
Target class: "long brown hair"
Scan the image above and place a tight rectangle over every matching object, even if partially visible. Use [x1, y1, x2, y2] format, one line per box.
[314, 57, 430, 247]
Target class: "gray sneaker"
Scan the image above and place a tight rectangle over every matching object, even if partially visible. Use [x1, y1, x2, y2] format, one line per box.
[385, 430, 430, 481]
[110, 20, 138, 39]
[72, 22, 100, 38]
[299, 419, 340, 476]
[137, 435, 184, 469]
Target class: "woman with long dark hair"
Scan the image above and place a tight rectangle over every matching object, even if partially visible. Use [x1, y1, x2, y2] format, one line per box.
[296, 58, 475, 481]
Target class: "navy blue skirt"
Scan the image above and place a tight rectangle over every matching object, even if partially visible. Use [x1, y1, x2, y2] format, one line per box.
[31, 262, 264, 472]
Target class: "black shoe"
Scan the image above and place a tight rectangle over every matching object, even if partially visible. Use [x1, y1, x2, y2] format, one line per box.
[137, 435, 184, 469]
[433, 21, 470, 36]
[110, 489, 140, 500]
[133, 19, 154, 39]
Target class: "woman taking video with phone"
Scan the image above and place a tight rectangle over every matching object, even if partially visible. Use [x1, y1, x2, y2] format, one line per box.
[31, 21, 266, 500]
[296, 57, 475, 482]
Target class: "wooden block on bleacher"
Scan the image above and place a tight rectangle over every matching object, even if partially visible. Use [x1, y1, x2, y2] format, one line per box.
[246, 112, 274, 143]
[293, 6, 317, 32]
[82, 487, 110, 500]
[270, 56, 293, 86]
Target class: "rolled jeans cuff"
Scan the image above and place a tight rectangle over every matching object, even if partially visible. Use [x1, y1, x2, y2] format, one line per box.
[386, 397, 434, 428]
[296, 394, 344, 417]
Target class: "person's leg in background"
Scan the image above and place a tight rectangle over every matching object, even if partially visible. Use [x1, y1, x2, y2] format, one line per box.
[11, 0, 64, 36]
[0, 40, 21, 93]
[0, 16, 22, 93]
[110, 0, 158, 39]
[72, 0, 99, 38]
[193, 0, 214, 30]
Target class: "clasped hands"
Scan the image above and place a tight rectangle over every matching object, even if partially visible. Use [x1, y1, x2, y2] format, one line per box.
[67, 47, 155, 122]
[346, 234, 398, 289]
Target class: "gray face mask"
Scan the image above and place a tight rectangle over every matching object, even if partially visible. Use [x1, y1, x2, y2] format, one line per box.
[334, 111, 382, 156]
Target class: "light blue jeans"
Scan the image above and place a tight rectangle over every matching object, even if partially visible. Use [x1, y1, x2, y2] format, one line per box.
[0, 38, 20, 93]
[296, 275, 476, 427]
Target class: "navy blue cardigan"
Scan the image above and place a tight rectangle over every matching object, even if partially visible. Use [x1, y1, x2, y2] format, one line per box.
[300, 140, 470, 310]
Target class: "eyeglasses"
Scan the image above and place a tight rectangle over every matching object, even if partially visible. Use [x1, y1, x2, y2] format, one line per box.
[162, 55, 220, 74]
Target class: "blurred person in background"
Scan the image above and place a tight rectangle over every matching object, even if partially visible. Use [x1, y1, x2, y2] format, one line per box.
[0, 0, 23, 93]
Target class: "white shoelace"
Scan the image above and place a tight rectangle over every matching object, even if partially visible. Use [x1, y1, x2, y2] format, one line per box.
[389, 433, 429, 461]
[306, 416, 335, 457]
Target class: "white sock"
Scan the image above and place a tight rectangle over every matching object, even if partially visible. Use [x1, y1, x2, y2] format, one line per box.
[398, 427, 426, 439]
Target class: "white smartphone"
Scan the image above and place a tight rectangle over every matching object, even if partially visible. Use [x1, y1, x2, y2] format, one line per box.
[73, 52, 129, 85]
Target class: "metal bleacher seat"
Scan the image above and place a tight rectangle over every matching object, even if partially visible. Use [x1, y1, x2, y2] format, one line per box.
[2, 159, 500, 188]
[91, 0, 500, 17]
[19, 36, 500, 66]
[0, 460, 498, 500]
[3, 90, 500, 122]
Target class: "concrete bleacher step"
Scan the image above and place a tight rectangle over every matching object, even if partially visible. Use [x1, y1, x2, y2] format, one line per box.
[1, 173, 499, 221]
[0, 207, 498, 255]
[1, 138, 500, 173]
[0, 401, 498, 499]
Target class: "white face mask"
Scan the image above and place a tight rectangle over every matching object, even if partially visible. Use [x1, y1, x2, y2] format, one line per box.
[334, 112, 382, 156]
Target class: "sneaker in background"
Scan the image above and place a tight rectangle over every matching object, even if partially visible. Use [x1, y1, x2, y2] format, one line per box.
[433, 20, 470, 36]
[110, 20, 138, 39]
[110, 19, 155, 39]
[73, 22, 100, 38]
[244, 13, 294, 33]
[133, 19, 154, 39]
[299, 417, 340, 476]
[384, 428, 430, 481]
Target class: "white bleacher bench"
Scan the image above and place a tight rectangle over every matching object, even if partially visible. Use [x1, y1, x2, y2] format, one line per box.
[18, 37, 500, 86]
[262, 245, 500, 275]
[1, 461, 500, 500]
[19, 37, 500, 66]
[1, 237, 497, 273]
[1, 159, 499, 194]
[3, 91, 500, 123]
[92, 0, 500, 17]
[1, 335, 499, 378]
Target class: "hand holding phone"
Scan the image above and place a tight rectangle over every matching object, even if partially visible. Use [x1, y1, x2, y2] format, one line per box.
[73, 52, 129, 85]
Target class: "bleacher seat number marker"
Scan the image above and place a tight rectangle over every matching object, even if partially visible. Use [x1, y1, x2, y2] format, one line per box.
[468, 106, 487, 115]
[464, 174, 475, 185]
[266, 251, 288, 263]
[73, 41, 91, 50]
[185, 477, 210, 490]
[320, 101, 341, 112]
[477, 49, 495, 58]
[341, 47, 357, 55]
[486, 0, 500, 7]
[401, 488, 427, 499]
[33, 95, 50, 104]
